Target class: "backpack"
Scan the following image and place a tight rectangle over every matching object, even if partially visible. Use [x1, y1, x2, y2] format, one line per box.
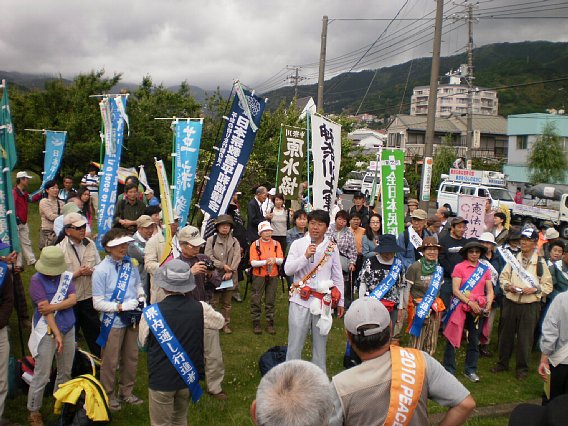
[259, 346, 288, 376]
[55, 374, 110, 426]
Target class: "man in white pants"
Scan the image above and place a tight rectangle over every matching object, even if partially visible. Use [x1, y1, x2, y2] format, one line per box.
[285, 209, 344, 373]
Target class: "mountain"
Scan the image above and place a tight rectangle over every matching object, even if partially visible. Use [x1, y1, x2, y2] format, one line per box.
[0, 70, 230, 103]
[264, 41, 568, 118]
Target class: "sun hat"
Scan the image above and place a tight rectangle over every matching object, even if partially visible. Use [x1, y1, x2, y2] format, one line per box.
[16, 171, 32, 179]
[258, 221, 273, 235]
[268, 188, 276, 196]
[545, 227, 560, 240]
[144, 188, 154, 195]
[136, 215, 155, 228]
[459, 241, 488, 257]
[62, 203, 81, 216]
[215, 214, 234, 228]
[344, 297, 391, 336]
[35, 246, 67, 276]
[508, 228, 522, 241]
[479, 232, 496, 246]
[407, 198, 419, 206]
[417, 236, 442, 252]
[178, 225, 206, 246]
[410, 209, 427, 220]
[105, 235, 135, 247]
[64, 212, 87, 228]
[521, 228, 539, 241]
[374, 234, 404, 253]
[154, 259, 196, 294]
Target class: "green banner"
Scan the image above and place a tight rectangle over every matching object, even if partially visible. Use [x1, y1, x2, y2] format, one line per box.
[277, 125, 306, 200]
[0, 82, 20, 252]
[381, 149, 405, 236]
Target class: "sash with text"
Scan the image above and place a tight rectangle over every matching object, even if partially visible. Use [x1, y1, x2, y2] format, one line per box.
[442, 263, 488, 325]
[144, 304, 203, 403]
[497, 247, 538, 288]
[409, 266, 444, 337]
[96, 257, 133, 348]
[369, 258, 403, 301]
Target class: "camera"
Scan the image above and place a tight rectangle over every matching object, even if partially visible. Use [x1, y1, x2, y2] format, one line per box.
[203, 259, 216, 271]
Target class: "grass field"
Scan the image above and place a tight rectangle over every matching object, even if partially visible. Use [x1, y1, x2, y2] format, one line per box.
[4, 203, 544, 425]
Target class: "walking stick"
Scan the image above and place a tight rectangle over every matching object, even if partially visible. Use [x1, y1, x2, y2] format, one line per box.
[350, 270, 354, 304]
[243, 267, 252, 301]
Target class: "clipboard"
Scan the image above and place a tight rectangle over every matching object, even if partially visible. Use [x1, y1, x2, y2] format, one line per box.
[216, 279, 234, 290]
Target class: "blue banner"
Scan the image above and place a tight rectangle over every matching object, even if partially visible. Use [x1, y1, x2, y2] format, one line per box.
[96, 96, 128, 250]
[199, 87, 266, 218]
[31, 131, 67, 197]
[174, 120, 203, 227]
[0, 82, 20, 253]
[144, 304, 203, 403]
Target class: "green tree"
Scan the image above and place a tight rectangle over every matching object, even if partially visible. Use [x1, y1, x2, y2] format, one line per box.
[528, 122, 568, 184]
[431, 135, 457, 192]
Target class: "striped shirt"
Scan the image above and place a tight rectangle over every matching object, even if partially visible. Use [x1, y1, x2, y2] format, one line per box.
[81, 173, 99, 193]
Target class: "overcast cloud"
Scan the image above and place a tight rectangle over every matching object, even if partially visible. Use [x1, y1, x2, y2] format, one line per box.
[2, 0, 566, 91]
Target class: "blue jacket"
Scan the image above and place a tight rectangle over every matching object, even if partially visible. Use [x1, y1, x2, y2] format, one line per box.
[397, 228, 432, 270]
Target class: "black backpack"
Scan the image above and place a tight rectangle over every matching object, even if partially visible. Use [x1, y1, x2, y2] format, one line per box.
[259, 346, 288, 376]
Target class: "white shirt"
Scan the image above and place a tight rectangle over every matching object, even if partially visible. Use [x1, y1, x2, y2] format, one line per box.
[285, 235, 344, 309]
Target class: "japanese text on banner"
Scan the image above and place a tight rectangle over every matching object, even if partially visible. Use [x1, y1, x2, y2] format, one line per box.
[277, 126, 305, 200]
[310, 115, 341, 211]
[174, 121, 202, 227]
[381, 149, 405, 236]
[458, 195, 485, 239]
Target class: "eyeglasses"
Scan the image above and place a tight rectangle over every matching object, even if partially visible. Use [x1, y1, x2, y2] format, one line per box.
[68, 225, 87, 230]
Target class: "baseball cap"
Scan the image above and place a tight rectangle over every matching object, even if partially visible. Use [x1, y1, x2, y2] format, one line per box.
[136, 215, 154, 228]
[452, 216, 469, 226]
[521, 228, 539, 240]
[344, 297, 391, 336]
[258, 221, 273, 235]
[64, 212, 87, 227]
[178, 225, 206, 246]
[16, 171, 32, 179]
[410, 209, 427, 220]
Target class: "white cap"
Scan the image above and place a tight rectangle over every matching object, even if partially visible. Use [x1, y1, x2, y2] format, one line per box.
[258, 221, 273, 235]
[268, 188, 276, 196]
[16, 171, 32, 179]
[344, 298, 391, 336]
[479, 232, 496, 245]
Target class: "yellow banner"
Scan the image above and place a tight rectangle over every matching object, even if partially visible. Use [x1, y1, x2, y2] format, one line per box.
[155, 159, 174, 265]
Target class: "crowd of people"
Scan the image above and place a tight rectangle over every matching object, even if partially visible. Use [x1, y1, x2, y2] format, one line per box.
[1, 173, 567, 426]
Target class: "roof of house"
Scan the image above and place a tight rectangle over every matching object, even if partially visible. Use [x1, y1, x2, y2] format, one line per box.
[389, 114, 507, 135]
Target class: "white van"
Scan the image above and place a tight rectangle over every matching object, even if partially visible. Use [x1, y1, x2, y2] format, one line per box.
[361, 172, 410, 201]
[436, 181, 515, 215]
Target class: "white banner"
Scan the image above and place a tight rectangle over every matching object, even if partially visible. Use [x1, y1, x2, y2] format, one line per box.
[457, 194, 485, 239]
[310, 114, 341, 211]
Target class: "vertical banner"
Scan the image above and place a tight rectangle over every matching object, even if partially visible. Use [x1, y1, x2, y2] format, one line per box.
[458, 195, 485, 239]
[277, 125, 305, 200]
[31, 131, 67, 197]
[310, 114, 342, 211]
[174, 120, 203, 227]
[0, 82, 20, 252]
[199, 85, 266, 218]
[420, 156, 433, 202]
[156, 159, 175, 264]
[381, 149, 405, 236]
[96, 96, 128, 250]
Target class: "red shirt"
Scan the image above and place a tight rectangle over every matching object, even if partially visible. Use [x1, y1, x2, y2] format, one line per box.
[13, 187, 29, 224]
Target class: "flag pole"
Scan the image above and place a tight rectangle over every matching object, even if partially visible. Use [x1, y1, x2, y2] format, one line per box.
[306, 112, 311, 211]
[275, 124, 283, 191]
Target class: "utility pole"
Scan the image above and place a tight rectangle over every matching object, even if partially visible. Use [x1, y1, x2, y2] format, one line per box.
[317, 15, 329, 113]
[453, 2, 478, 164]
[286, 66, 307, 99]
[420, 0, 444, 210]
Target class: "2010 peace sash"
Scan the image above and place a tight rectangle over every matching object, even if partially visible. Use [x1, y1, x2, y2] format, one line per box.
[143, 304, 203, 403]
[369, 258, 403, 301]
[384, 346, 425, 426]
[442, 263, 488, 325]
[28, 271, 73, 357]
[409, 265, 444, 337]
[497, 247, 538, 288]
[96, 257, 132, 348]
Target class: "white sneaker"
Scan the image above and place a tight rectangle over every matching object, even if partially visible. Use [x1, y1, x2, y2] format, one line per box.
[464, 372, 480, 383]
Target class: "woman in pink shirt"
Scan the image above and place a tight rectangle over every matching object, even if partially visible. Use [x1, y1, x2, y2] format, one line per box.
[442, 240, 494, 383]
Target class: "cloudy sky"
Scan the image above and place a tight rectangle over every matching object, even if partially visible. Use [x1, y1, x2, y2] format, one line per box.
[2, 0, 566, 91]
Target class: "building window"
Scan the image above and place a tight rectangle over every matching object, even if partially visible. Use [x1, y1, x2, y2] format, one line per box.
[516, 135, 528, 150]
